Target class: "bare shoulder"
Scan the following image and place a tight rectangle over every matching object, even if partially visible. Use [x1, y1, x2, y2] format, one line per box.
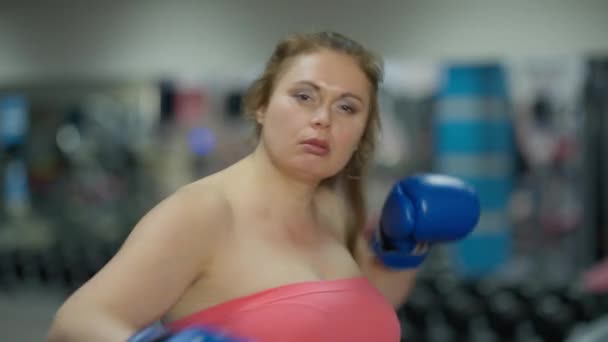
[52, 176, 235, 330]
[128, 177, 234, 251]
[102, 175, 235, 279]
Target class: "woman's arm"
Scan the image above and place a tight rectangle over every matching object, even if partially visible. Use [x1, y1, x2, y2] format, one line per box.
[353, 231, 417, 308]
[47, 185, 230, 342]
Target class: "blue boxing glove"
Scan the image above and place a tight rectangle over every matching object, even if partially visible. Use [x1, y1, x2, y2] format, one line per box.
[128, 323, 245, 342]
[127, 323, 170, 342]
[370, 174, 481, 269]
[164, 327, 244, 342]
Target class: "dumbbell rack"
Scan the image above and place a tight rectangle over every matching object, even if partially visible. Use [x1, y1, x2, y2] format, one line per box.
[398, 275, 608, 342]
[0, 241, 120, 295]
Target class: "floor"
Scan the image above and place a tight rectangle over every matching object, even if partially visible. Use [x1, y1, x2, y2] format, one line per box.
[0, 287, 66, 342]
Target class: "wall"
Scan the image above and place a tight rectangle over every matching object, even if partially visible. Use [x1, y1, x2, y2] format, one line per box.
[0, 0, 607, 85]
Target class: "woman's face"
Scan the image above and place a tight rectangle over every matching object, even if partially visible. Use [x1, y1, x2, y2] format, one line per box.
[257, 49, 371, 181]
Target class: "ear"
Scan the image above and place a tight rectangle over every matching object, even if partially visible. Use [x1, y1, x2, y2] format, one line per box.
[353, 142, 360, 152]
[255, 107, 265, 125]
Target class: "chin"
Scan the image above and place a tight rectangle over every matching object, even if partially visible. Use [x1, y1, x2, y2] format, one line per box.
[295, 165, 342, 183]
[280, 159, 332, 181]
[272, 152, 345, 183]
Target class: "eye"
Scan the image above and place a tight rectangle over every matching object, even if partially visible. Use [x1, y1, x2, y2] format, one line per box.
[340, 104, 354, 113]
[294, 93, 312, 102]
[337, 102, 358, 114]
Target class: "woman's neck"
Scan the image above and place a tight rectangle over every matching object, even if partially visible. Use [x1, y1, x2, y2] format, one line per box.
[245, 144, 322, 225]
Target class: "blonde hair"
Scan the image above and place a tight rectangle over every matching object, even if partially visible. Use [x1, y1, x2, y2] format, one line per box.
[244, 31, 383, 252]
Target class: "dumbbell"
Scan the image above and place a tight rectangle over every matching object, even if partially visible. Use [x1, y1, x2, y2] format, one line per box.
[33, 249, 62, 287]
[53, 243, 89, 291]
[485, 288, 528, 340]
[399, 318, 424, 342]
[441, 286, 484, 338]
[557, 286, 602, 323]
[400, 281, 438, 332]
[0, 249, 18, 290]
[11, 249, 44, 286]
[531, 292, 577, 341]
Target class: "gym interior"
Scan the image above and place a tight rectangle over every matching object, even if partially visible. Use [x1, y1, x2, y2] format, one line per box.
[1, 1, 608, 341]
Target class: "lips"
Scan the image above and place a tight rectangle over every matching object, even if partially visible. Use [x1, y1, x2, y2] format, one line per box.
[301, 138, 330, 156]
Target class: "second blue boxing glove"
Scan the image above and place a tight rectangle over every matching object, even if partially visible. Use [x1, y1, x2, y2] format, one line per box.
[128, 324, 245, 342]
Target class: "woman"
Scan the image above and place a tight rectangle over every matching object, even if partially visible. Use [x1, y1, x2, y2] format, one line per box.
[48, 31, 477, 342]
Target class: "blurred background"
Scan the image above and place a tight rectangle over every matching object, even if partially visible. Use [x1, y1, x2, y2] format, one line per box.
[1, 0, 608, 341]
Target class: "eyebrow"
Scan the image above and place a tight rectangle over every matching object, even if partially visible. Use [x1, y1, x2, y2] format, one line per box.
[293, 80, 365, 104]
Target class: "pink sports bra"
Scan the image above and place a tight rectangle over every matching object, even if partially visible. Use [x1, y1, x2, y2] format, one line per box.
[167, 276, 401, 341]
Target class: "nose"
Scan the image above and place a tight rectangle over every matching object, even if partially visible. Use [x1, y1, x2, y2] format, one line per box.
[310, 106, 331, 128]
